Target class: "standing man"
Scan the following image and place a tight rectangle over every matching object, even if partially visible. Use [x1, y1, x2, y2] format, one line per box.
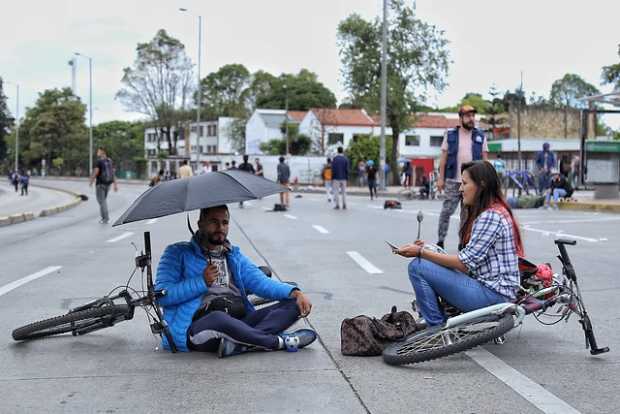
[366, 160, 378, 200]
[277, 156, 291, 208]
[238, 155, 255, 208]
[254, 158, 264, 177]
[436, 105, 488, 249]
[179, 160, 193, 178]
[89, 147, 118, 224]
[331, 146, 349, 210]
[535, 142, 556, 196]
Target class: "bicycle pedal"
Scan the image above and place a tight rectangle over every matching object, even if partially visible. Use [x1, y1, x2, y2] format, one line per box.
[150, 322, 163, 334]
[494, 335, 507, 345]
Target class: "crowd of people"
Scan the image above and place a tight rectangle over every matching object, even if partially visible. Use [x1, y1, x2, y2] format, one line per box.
[7, 170, 30, 196]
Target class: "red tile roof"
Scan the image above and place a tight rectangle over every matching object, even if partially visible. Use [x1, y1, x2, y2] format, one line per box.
[287, 110, 307, 123]
[411, 114, 460, 129]
[311, 108, 376, 127]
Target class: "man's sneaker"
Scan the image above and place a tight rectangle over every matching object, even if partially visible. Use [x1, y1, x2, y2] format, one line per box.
[217, 338, 247, 358]
[334, 205, 340, 210]
[280, 329, 317, 352]
[343, 204, 347, 210]
[436, 241, 444, 249]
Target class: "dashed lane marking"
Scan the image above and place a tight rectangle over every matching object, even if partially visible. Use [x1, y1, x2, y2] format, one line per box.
[346, 251, 383, 274]
[466, 348, 581, 414]
[106, 231, 134, 243]
[284, 214, 297, 220]
[312, 225, 329, 234]
[0, 266, 62, 298]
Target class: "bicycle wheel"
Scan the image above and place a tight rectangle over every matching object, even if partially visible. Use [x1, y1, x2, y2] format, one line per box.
[12, 305, 130, 341]
[382, 313, 514, 366]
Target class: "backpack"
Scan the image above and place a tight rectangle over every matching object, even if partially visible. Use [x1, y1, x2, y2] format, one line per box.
[322, 166, 332, 181]
[99, 158, 114, 184]
[340, 306, 419, 356]
[383, 200, 402, 209]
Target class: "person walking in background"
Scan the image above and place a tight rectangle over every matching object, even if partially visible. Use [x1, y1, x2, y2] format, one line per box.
[19, 170, 30, 196]
[403, 160, 413, 188]
[238, 155, 255, 208]
[179, 160, 193, 178]
[225, 162, 231, 170]
[492, 154, 506, 189]
[357, 160, 367, 187]
[200, 161, 210, 175]
[89, 146, 118, 224]
[321, 158, 333, 203]
[254, 158, 264, 177]
[570, 154, 580, 189]
[331, 146, 349, 210]
[383, 162, 390, 188]
[230, 160, 237, 170]
[535, 142, 556, 196]
[436, 105, 488, 249]
[149, 169, 164, 187]
[277, 156, 291, 208]
[366, 160, 378, 200]
[10, 170, 19, 192]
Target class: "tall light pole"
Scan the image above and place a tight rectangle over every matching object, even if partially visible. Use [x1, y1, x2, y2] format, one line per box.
[74, 52, 94, 174]
[179, 8, 203, 165]
[379, 0, 388, 190]
[5, 81, 20, 172]
[283, 83, 289, 155]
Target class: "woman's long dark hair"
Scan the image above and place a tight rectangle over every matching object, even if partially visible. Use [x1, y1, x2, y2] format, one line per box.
[459, 161, 523, 253]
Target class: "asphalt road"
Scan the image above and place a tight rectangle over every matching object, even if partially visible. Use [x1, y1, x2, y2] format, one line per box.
[0, 179, 618, 413]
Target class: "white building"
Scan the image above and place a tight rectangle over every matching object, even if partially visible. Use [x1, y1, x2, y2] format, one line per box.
[144, 117, 240, 177]
[245, 109, 307, 154]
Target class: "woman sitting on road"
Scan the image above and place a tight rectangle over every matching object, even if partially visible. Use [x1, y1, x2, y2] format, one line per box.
[396, 161, 523, 327]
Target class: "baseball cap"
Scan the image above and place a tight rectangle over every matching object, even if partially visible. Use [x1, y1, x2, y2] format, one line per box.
[458, 104, 477, 116]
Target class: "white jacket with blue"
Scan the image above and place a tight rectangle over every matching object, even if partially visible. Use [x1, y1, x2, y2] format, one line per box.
[155, 237, 297, 352]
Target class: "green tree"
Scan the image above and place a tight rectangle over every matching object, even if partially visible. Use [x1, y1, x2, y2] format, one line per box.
[345, 135, 393, 176]
[550, 73, 600, 138]
[93, 120, 146, 178]
[15, 88, 88, 175]
[602, 44, 620, 89]
[117, 29, 194, 155]
[259, 124, 311, 155]
[198, 63, 251, 118]
[338, 0, 449, 183]
[253, 69, 337, 111]
[0, 78, 13, 168]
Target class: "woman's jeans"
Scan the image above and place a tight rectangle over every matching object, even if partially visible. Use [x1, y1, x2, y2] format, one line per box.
[546, 188, 567, 204]
[408, 259, 510, 326]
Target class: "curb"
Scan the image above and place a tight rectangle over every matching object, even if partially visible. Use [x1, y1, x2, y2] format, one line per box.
[0, 184, 84, 227]
[559, 201, 620, 214]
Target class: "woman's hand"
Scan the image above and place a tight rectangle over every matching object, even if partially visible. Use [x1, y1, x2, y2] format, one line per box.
[396, 240, 425, 258]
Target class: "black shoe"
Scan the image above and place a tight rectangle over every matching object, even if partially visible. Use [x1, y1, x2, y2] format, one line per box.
[334, 205, 340, 210]
[217, 338, 248, 358]
[436, 241, 444, 249]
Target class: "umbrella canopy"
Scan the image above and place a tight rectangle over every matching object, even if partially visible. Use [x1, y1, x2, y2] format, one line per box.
[113, 169, 287, 226]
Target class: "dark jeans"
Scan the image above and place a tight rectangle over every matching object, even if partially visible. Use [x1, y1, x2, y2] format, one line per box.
[187, 299, 300, 352]
[95, 184, 110, 221]
[368, 179, 377, 199]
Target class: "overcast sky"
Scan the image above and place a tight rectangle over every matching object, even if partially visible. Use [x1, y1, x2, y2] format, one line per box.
[1, 0, 619, 126]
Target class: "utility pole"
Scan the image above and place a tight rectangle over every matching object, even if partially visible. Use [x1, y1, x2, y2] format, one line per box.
[284, 84, 289, 155]
[379, 0, 388, 190]
[74, 52, 94, 174]
[14, 84, 19, 172]
[517, 71, 523, 171]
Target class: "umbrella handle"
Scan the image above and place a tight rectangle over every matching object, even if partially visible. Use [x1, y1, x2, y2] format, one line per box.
[187, 215, 195, 236]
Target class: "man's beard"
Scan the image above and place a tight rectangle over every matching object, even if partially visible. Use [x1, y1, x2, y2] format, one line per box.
[197, 229, 226, 247]
[462, 120, 474, 130]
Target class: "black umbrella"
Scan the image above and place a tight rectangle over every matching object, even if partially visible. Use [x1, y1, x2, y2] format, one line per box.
[113, 169, 287, 226]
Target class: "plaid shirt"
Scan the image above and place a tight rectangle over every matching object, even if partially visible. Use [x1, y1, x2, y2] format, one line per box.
[457, 210, 520, 299]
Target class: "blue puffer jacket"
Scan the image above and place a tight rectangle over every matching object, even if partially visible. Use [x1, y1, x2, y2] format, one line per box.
[155, 237, 297, 352]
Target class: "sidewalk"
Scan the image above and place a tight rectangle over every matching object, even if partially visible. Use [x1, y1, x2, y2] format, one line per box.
[0, 181, 83, 227]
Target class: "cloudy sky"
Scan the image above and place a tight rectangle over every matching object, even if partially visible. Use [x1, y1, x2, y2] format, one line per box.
[1, 0, 619, 126]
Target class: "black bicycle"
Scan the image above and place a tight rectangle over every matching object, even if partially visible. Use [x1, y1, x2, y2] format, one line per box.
[11, 232, 280, 352]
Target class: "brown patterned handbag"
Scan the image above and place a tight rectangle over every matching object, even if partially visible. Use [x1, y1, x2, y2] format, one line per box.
[340, 306, 419, 356]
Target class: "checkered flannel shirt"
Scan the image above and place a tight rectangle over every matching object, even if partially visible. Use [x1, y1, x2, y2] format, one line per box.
[457, 210, 520, 300]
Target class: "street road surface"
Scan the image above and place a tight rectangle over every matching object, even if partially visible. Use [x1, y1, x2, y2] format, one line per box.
[0, 179, 618, 413]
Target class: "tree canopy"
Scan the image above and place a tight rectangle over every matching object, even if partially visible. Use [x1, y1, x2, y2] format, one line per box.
[338, 0, 449, 183]
[93, 120, 146, 178]
[117, 29, 194, 154]
[253, 69, 337, 111]
[0, 78, 13, 167]
[15, 88, 88, 175]
[602, 44, 620, 90]
[198, 63, 251, 118]
[550, 73, 599, 109]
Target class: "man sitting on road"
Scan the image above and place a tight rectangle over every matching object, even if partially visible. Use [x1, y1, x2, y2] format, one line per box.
[155, 205, 316, 357]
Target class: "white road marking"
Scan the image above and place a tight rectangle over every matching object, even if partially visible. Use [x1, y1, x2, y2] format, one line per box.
[466, 348, 581, 414]
[346, 251, 383, 274]
[522, 217, 620, 225]
[262, 207, 271, 211]
[146, 218, 158, 225]
[106, 231, 134, 243]
[312, 225, 329, 234]
[284, 214, 297, 220]
[521, 226, 599, 243]
[0, 266, 62, 298]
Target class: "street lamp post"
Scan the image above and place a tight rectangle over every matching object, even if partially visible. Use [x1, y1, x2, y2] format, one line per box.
[74, 52, 94, 174]
[5, 81, 20, 172]
[179, 8, 203, 166]
[283, 84, 289, 155]
[379, 0, 388, 190]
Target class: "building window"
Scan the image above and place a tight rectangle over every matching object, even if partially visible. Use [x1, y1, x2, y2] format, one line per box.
[190, 126, 197, 133]
[199, 126, 204, 137]
[405, 135, 420, 146]
[190, 145, 197, 153]
[430, 136, 444, 147]
[328, 133, 344, 145]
